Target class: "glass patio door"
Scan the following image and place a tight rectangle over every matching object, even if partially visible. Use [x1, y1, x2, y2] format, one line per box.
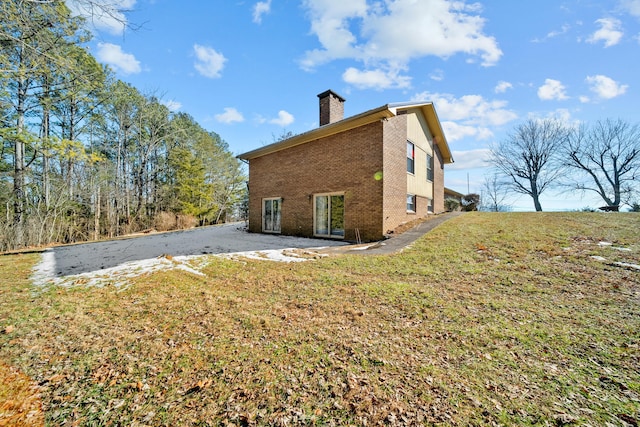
[263, 198, 281, 233]
[314, 194, 344, 238]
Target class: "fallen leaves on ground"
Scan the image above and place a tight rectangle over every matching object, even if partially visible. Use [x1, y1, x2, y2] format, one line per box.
[0, 362, 44, 427]
[0, 213, 638, 426]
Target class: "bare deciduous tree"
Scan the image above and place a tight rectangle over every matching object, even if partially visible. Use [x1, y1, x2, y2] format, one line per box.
[481, 173, 511, 212]
[564, 119, 640, 211]
[490, 119, 569, 211]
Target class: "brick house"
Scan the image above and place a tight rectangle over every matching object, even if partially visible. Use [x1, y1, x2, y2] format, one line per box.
[237, 90, 453, 242]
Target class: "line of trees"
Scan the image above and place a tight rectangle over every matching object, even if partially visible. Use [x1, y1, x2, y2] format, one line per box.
[1, 0, 246, 250]
[488, 118, 640, 212]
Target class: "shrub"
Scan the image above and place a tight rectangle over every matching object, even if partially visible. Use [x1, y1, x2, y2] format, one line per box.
[444, 199, 460, 212]
[154, 212, 176, 231]
[461, 193, 480, 211]
[177, 214, 197, 229]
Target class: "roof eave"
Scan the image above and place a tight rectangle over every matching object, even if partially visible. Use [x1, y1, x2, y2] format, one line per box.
[237, 102, 454, 164]
[419, 104, 454, 164]
[237, 106, 394, 160]
[387, 102, 453, 164]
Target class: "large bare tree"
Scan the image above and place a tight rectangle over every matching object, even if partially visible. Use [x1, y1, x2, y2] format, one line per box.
[564, 119, 640, 211]
[490, 119, 569, 211]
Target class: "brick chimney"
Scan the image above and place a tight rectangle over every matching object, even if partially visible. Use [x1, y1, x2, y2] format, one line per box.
[317, 90, 345, 126]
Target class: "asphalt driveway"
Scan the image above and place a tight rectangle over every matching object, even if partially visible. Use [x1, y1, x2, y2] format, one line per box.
[47, 223, 348, 277]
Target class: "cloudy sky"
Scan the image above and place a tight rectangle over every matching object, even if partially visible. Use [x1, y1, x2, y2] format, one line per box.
[76, 0, 639, 210]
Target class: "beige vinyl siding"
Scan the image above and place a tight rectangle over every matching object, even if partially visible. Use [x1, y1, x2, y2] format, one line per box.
[406, 110, 434, 200]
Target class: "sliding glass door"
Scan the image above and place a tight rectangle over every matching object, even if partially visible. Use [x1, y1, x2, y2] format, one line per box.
[314, 194, 344, 238]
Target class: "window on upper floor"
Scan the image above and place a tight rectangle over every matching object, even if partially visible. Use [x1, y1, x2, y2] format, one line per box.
[426, 153, 434, 181]
[407, 141, 415, 174]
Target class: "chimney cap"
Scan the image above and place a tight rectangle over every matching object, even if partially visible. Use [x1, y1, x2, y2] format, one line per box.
[317, 89, 346, 102]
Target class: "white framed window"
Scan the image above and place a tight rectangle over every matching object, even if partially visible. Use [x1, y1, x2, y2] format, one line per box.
[314, 193, 344, 238]
[428, 198, 434, 213]
[407, 194, 416, 212]
[407, 141, 415, 174]
[426, 153, 434, 181]
[262, 198, 281, 233]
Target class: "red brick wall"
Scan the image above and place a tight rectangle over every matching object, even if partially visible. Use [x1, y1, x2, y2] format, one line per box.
[247, 121, 385, 242]
[247, 112, 448, 241]
[381, 115, 412, 234]
[319, 91, 345, 126]
[433, 145, 445, 213]
[380, 115, 446, 233]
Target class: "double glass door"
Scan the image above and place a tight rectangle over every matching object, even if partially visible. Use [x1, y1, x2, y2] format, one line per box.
[263, 198, 281, 233]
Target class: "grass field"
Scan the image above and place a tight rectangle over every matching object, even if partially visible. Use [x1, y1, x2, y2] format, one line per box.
[1, 212, 638, 426]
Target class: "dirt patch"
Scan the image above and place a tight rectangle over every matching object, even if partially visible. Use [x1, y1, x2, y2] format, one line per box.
[388, 215, 434, 235]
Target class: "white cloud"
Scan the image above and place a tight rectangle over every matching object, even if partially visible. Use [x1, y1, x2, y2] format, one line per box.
[95, 43, 141, 74]
[537, 79, 569, 101]
[162, 100, 182, 112]
[413, 92, 517, 126]
[429, 69, 445, 81]
[300, 0, 502, 77]
[411, 91, 517, 142]
[532, 23, 571, 43]
[544, 109, 574, 124]
[270, 110, 295, 127]
[193, 44, 227, 78]
[547, 24, 571, 39]
[494, 81, 513, 93]
[342, 67, 411, 89]
[620, 0, 640, 18]
[215, 107, 245, 124]
[585, 74, 628, 99]
[442, 122, 494, 142]
[66, 0, 135, 35]
[448, 149, 492, 170]
[587, 18, 623, 47]
[253, 0, 272, 24]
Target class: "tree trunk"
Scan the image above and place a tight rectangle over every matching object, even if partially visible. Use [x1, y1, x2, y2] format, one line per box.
[531, 180, 543, 211]
[14, 73, 27, 248]
[41, 78, 51, 210]
[94, 184, 100, 240]
[533, 196, 543, 212]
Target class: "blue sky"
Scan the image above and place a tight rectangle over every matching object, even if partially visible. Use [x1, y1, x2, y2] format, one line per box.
[71, 0, 640, 211]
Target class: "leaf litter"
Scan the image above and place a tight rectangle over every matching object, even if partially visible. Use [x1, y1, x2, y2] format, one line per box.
[0, 212, 639, 426]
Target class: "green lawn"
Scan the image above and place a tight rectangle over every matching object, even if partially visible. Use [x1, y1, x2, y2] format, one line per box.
[1, 212, 639, 426]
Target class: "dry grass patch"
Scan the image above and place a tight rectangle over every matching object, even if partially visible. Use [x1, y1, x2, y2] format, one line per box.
[0, 213, 638, 426]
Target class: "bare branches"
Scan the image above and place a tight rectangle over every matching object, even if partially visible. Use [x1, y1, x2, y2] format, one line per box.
[564, 119, 640, 210]
[481, 173, 511, 212]
[489, 119, 569, 211]
[490, 117, 640, 211]
[64, 0, 140, 34]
